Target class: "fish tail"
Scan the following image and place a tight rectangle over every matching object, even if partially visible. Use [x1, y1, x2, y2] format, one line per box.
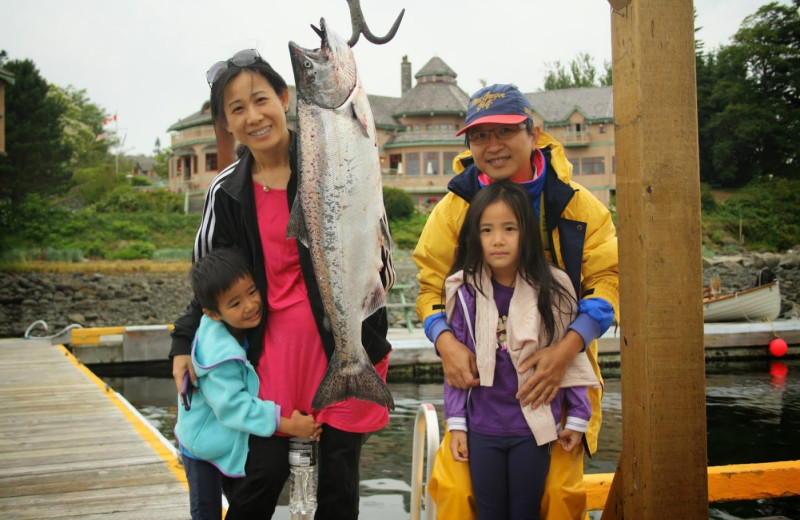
[312, 354, 395, 411]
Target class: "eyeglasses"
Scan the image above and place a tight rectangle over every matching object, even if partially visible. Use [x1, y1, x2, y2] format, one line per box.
[206, 49, 263, 87]
[467, 123, 527, 145]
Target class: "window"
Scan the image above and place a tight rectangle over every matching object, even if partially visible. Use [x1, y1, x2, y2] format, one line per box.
[567, 157, 579, 175]
[424, 152, 439, 175]
[405, 152, 420, 176]
[206, 153, 218, 171]
[443, 152, 458, 175]
[581, 157, 605, 175]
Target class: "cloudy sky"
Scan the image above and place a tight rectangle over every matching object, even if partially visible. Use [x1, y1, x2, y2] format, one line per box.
[1, 0, 783, 156]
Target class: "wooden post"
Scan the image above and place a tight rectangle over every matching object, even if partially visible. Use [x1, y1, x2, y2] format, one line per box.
[215, 119, 236, 172]
[607, 0, 708, 517]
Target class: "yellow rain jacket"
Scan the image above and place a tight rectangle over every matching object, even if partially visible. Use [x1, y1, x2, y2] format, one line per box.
[414, 131, 619, 519]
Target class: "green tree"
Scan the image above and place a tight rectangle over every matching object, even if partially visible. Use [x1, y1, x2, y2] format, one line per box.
[151, 138, 171, 178]
[542, 52, 611, 90]
[0, 57, 73, 202]
[705, 1, 800, 187]
[51, 85, 114, 167]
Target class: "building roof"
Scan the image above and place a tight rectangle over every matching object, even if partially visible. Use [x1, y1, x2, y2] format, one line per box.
[167, 61, 613, 135]
[385, 130, 463, 147]
[526, 86, 614, 124]
[392, 82, 469, 117]
[367, 94, 403, 128]
[415, 57, 457, 79]
[0, 67, 15, 85]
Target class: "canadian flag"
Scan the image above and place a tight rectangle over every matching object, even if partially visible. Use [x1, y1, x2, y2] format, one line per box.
[103, 114, 117, 126]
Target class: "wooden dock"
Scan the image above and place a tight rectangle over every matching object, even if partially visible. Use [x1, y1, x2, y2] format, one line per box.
[0, 338, 189, 519]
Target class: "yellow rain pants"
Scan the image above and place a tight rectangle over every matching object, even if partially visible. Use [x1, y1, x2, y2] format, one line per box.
[428, 430, 588, 520]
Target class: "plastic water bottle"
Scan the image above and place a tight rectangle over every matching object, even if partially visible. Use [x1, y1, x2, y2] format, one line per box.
[288, 437, 317, 517]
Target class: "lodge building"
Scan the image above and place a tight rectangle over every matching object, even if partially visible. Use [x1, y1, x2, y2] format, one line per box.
[167, 56, 616, 208]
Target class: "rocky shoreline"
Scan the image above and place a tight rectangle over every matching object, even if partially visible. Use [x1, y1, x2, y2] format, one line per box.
[1, 250, 799, 339]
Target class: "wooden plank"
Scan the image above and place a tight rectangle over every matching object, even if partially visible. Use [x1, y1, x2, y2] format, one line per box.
[0, 338, 189, 519]
[610, 0, 708, 518]
[585, 459, 800, 510]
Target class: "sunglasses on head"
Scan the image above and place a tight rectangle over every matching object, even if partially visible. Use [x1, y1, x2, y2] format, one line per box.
[206, 49, 263, 87]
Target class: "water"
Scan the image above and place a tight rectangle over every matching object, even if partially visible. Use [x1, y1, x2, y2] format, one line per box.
[101, 358, 800, 519]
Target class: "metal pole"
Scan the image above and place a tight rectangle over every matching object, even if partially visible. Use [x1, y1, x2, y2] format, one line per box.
[410, 403, 439, 520]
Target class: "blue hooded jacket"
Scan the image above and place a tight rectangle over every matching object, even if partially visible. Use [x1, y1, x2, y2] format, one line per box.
[174, 315, 279, 477]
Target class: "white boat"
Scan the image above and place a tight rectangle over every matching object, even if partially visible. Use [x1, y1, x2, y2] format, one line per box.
[703, 281, 781, 322]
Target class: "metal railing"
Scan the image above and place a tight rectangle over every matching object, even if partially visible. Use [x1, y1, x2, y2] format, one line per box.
[409, 403, 439, 520]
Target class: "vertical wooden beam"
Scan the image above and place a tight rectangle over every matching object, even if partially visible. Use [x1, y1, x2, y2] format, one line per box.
[215, 120, 236, 172]
[609, 1, 708, 518]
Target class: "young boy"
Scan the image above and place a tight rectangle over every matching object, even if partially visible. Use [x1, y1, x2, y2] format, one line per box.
[414, 84, 619, 519]
[174, 247, 321, 520]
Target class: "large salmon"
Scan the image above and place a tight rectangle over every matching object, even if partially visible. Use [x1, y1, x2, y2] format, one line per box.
[287, 19, 395, 410]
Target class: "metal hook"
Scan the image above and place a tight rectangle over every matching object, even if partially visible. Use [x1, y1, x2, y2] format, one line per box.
[345, 0, 405, 47]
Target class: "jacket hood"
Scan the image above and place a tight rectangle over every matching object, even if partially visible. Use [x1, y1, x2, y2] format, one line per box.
[191, 315, 248, 377]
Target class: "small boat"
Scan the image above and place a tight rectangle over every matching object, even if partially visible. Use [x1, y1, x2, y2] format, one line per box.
[703, 281, 781, 322]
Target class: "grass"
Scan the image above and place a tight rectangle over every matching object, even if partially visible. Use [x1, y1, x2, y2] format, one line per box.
[0, 259, 192, 274]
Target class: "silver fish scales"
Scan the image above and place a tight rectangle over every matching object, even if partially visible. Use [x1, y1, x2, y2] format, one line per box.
[288, 18, 395, 410]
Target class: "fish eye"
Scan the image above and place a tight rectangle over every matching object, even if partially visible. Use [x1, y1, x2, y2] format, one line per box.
[303, 60, 313, 69]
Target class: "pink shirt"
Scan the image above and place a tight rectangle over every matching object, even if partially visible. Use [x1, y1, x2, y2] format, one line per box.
[253, 185, 388, 433]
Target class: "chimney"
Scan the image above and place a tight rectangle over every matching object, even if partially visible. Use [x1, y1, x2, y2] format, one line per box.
[401, 55, 412, 95]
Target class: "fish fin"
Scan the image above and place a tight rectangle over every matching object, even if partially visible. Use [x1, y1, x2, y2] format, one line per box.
[362, 279, 387, 320]
[312, 351, 394, 410]
[286, 197, 310, 247]
[351, 90, 372, 140]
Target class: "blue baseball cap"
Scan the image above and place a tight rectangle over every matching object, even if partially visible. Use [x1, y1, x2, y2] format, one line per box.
[456, 84, 534, 136]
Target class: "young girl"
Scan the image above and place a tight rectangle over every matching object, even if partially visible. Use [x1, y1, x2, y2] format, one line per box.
[443, 181, 599, 520]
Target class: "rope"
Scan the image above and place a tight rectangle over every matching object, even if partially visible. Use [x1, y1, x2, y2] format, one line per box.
[23, 320, 83, 340]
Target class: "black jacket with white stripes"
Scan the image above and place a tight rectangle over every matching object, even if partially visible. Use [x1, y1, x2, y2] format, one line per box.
[169, 132, 393, 368]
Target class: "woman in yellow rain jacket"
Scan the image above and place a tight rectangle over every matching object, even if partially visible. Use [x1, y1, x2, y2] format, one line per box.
[413, 83, 618, 519]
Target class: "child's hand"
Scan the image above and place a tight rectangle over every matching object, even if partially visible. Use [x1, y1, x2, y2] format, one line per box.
[558, 428, 583, 452]
[449, 430, 469, 462]
[280, 410, 322, 440]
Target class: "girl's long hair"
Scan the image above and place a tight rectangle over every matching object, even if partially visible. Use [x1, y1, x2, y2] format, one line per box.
[447, 181, 576, 345]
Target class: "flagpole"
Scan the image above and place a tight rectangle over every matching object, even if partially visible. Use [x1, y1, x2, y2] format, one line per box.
[115, 112, 119, 175]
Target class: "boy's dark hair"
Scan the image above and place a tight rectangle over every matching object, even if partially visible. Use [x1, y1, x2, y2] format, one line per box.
[448, 181, 575, 345]
[191, 248, 253, 312]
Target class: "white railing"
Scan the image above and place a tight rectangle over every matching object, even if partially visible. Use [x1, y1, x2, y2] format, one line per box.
[409, 402, 440, 520]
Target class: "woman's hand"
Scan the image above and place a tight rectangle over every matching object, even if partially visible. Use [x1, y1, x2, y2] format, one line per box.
[172, 354, 197, 393]
[280, 410, 323, 440]
[449, 430, 469, 462]
[515, 331, 583, 407]
[436, 332, 479, 389]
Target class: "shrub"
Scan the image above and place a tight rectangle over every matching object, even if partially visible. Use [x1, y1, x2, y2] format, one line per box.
[153, 248, 192, 261]
[383, 187, 415, 220]
[111, 241, 156, 260]
[95, 185, 184, 213]
[711, 178, 800, 251]
[700, 183, 718, 213]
